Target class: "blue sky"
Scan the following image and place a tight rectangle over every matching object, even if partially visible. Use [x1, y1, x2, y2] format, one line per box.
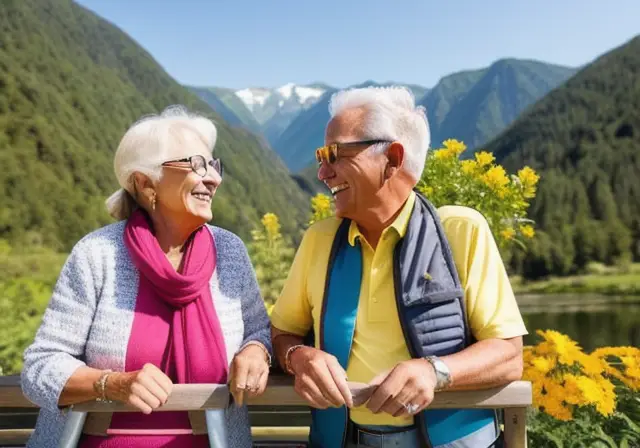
[75, 0, 639, 90]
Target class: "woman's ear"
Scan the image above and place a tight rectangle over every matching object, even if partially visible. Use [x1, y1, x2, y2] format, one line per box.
[132, 172, 156, 205]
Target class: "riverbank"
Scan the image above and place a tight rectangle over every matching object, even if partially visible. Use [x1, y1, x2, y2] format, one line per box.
[511, 263, 640, 296]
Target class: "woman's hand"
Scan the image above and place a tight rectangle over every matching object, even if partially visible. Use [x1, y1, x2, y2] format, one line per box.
[229, 343, 270, 406]
[106, 363, 173, 414]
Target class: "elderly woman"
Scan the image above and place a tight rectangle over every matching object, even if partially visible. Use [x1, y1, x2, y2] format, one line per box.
[21, 106, 272, 448]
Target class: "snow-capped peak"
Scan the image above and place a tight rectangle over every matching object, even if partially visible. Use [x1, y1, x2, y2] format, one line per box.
[234, 88, 272, 112]
[233, 83, 327, 124]
[276, 83, 296, 99]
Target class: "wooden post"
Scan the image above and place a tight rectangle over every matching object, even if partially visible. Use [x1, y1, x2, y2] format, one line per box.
[503, 407, 527, 448]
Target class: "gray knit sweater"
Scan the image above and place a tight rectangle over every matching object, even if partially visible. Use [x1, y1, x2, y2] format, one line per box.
[20, 221, 272, 448]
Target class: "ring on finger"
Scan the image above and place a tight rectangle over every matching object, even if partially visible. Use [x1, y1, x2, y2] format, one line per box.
[404, 403, 419, 414]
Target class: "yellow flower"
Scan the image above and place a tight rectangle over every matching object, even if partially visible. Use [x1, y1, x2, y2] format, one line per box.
[576, 352, 606, 376]
[474, 151, 495, 166]
[309, 193, 334, 225]
[519, 224, 535, 239]
[460, 159, 478, 175]
[593, 346, 640, 359]
[575, 376, 604, 404]
[537, 329, 582, 366]
[517, 166, 540, 198]
[261, 213, 281, 238]
[592, 346, 640, 390]
[443, 139, 467, 157]
[481, 165, 509, 196]
[517, 166, 540, 187]
[562, 374, 584, 405]
[542, 394, 573, 421]
[595, 378, 616, 416]
[501, 227, 515, 240]
[532, 356, 555, 374]
[433, 148, 454, 160]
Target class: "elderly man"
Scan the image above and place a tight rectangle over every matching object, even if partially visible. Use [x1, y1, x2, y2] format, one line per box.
[270, 86, 527, 448]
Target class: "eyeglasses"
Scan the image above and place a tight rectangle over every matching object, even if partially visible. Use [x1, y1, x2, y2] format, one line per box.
[161, 155, 223, 178]
[315, 139, 392, 165]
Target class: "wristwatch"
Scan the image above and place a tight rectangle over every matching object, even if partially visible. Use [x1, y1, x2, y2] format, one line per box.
[424, 355, 452, 391]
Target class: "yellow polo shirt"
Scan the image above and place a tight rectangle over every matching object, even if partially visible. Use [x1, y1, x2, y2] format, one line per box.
[270, 191, 528, 426]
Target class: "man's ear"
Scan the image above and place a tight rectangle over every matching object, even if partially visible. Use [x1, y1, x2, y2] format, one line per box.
[385, 142, 405, 179]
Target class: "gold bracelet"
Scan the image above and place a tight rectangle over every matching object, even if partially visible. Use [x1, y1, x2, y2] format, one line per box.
[241, 341, 272, 367]
[284, 344, 305, 375]
[94, 369, 113, 402]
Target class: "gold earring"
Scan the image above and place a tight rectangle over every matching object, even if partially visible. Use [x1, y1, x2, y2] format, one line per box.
[150, 192, 156, 211]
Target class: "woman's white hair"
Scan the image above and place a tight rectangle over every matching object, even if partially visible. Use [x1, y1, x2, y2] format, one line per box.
[328, 86, 430, 181]
[105, 105, 218, 220]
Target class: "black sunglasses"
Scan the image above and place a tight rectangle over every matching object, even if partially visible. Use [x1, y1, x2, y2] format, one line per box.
[161, 155, 223, 178]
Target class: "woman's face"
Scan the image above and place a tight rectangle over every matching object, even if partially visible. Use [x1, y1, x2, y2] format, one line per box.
[152, 138, 222, 228]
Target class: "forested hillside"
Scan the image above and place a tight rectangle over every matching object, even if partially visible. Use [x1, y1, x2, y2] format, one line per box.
[0, 0, 309, 251]
[485, 36, 640, 278]
[421, 59, 576, 157]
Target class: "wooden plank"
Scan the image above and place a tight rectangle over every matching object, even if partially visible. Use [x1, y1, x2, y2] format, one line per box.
[0, 377, 36, 409]
[0, 428, 32, 446]
[504, 407, 528, 448]
[1, 374, 531, 411]
[72, 384, 230, 412]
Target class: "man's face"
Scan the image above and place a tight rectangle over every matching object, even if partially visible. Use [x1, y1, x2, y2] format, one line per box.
[318, 108, 389, 219]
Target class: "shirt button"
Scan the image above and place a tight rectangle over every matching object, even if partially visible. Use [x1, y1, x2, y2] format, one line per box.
[372, 297, 378, 303]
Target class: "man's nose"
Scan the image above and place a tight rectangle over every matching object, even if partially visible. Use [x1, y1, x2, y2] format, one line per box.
[317, 161, 335, 181]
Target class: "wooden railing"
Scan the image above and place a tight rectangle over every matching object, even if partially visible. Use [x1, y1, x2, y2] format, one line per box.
[0, 374, 531, 447]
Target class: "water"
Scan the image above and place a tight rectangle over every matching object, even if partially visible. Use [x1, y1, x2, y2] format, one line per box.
[518, 294, 640, 352]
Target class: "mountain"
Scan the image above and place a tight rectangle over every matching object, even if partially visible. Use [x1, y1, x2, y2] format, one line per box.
[421, 59, 577, 155]
[234, 83, 327, 144]
[0, 0, 310, 251]
[187, 86, 263, 136]
[271, 62, 574, 173]
[484, 35, 640, 278]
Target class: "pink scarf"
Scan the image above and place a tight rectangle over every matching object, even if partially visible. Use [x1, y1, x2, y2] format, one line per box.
[80, 210, 225, 446]
[122, 209, 229, 385]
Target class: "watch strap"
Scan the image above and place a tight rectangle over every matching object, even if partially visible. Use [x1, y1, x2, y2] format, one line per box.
[424, 355, 452, 391]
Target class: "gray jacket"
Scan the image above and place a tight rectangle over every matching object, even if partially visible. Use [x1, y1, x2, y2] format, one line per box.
[20, 221, 272, 448]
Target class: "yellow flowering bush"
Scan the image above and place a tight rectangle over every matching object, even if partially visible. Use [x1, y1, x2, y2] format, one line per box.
[525, 330, 640, 446]
[247, 213, 294, 314]
[417, 139, 540, 249]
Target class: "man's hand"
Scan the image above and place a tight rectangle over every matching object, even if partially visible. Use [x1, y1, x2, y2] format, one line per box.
[366, 359, 437, 417]
[289, 346, 353, 409]
[229, 344, 270, 406]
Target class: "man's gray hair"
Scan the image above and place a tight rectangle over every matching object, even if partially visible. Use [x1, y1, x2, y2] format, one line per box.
[105, 105, 218, 220]
[328, 86, 430, 181]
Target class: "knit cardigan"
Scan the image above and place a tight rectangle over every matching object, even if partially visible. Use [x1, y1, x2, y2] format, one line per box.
[20, 221, 272, 448]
